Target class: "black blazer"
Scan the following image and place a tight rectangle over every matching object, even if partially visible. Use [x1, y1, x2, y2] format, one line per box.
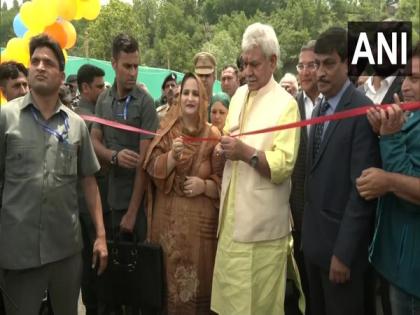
[302, 83, 381, 272]
[290, 91, 309, 231]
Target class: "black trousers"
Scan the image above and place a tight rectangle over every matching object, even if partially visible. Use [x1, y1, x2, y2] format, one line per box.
[305, 259, 365, 315]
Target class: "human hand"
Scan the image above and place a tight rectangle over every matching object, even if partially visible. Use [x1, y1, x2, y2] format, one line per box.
[379, 94, 405, 136]
[92, 235, 108, 275]
[183, 176, 205, 197]
[220, 136, 245, 161]
[329, 255, 350, 284]
[119, 212, 137, 234]
[366, 106, 381, 134]
[172, 137, 184, 161]
[356, 167, 390, 200]
[214, 142, 224, 158]
[116, 149, 140, 169]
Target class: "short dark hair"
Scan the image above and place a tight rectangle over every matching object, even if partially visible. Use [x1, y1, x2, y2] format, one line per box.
[29, 35, 65, 71]
[221, 64, 239, 77]
[77, 64, 105, 91]
[315, 27, 348, 61]
[0, 61, 28, 87]
[300, 39, 316, 53]
[112, 34, 139, 59]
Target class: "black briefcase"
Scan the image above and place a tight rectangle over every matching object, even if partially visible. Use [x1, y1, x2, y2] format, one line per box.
[101, 236, 163, 309]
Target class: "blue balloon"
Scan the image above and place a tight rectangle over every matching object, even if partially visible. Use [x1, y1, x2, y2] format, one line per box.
[13, 14, 28, 38]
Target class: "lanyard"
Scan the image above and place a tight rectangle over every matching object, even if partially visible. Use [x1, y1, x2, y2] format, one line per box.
[114, 95, 131, 120]
[30, 106, 70, 144]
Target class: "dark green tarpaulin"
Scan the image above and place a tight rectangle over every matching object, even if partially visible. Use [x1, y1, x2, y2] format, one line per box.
[65, 56, 221, 100]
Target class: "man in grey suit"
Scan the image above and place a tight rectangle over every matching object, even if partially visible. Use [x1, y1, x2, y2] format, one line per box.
[301, 27, 381, 315]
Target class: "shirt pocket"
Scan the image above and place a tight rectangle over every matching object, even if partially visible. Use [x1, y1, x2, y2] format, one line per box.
[5, 143, 37, 178]
[54, 142, 78, 176]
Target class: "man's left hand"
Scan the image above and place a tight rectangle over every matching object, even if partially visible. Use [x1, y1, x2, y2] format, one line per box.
[92, 236, 108, 275]
[329, 255, 350, 284]
[356, 167, 390, 200]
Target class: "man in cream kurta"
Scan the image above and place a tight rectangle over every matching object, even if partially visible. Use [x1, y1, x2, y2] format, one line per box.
[211, 23, 302, 315]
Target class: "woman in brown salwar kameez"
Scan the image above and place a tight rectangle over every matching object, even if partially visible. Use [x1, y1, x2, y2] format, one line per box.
[144, 72, 221, 315]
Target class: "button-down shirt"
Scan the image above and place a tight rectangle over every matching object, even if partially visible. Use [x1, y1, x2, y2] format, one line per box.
[0, 93, 100, 269]
[322, 79, 351, 135]
[363, 76, 396, 104]
[93, 84, 158, 210]
[303, 91, 322, 136]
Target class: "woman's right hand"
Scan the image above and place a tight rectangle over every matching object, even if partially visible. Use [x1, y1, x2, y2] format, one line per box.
[172, 137, 184, 161]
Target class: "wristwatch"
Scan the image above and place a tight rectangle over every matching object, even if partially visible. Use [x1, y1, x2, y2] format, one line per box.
[249, 149, 259, 168]
[110, 150, 118, 165]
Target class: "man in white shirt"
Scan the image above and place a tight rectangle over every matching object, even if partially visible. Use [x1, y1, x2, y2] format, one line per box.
[362, 74, 403, 105]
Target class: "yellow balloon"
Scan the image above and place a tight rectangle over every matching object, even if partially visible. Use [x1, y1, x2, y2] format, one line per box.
[82, 0, 101, 20]
[58, 0, 77, 21]
[5, 38, 30, 67]
[73, 0, 84, 20]
[32, 0, 59, 27]
[1, 50, 12, 63]
[23, 29, 41, 43]
[61, 20, 77, 49]
[20, 2, 44, 33]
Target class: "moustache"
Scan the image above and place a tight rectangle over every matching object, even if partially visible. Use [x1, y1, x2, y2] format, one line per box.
[318, 78, 330, 84]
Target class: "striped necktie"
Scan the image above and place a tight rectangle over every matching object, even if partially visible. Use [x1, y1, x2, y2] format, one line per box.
[313, 101, 330, 158]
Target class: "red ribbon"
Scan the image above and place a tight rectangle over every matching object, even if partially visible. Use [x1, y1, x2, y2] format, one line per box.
[81, 101, 420, 142]
[80, 115, 158, 136]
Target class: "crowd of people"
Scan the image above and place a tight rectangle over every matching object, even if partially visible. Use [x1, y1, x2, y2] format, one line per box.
[0, 21, 419, 315]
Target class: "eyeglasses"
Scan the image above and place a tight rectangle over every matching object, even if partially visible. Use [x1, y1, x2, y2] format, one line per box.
[296, 62, 318, 72]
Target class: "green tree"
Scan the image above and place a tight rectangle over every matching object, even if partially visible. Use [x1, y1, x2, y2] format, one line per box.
[201, 30, 239, 74]
[0, 4, 19, 49]
[84, 0, 144, 60]
[396, 0, 419, 42]
[201, 0, 285, 24]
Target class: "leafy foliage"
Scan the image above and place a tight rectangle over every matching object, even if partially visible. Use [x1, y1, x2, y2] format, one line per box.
[1, 0, 418, 77]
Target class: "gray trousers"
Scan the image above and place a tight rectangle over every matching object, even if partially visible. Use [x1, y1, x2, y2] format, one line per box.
[3, 253, 82, 315]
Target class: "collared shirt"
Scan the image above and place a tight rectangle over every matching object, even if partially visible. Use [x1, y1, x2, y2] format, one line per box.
[75, 97, 95, 130]
[363, 76, 396, 104]
[303, 91, 322, 136]
[93, 83, 158, 210]
[322, 79, 351, 134]
[0, 93, 100, 269]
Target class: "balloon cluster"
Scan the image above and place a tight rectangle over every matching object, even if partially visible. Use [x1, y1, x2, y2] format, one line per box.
[0, 0, 101, 67]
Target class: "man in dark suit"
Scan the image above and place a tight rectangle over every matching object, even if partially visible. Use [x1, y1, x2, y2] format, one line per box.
[290, 39, 321, 315]
[301, 27, 381, 315]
